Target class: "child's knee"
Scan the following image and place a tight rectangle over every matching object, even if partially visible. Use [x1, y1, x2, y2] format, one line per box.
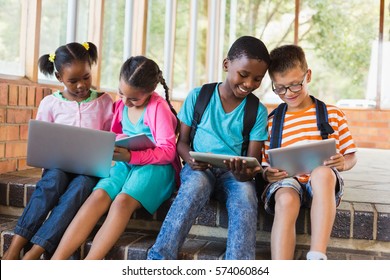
[90, 189, 111, 202]
[274, 189, 300, 212]
[311, 166, 336, 182]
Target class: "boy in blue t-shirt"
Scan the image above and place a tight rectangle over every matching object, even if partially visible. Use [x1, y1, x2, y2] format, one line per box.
[148, 36, 270, 260]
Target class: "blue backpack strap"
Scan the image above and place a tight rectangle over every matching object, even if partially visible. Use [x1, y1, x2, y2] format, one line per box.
[311, 95, 334, 139]
[269, 102, 287, 149]
[241, 93, 259, 156]
[189, 82, 218, 148]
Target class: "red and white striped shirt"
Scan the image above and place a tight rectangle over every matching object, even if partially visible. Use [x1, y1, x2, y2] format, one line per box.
[262, 103, 357, 183]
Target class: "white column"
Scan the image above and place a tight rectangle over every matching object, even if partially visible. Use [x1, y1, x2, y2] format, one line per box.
[123, 0, 134, 60]
[66, 0, 77, 43]
[188, 0, 198, 90]
[207, 0, 221, 82]
[163, 0, 177, 90]
[218, 0, 226, 81]
[229, 0, 237, 46]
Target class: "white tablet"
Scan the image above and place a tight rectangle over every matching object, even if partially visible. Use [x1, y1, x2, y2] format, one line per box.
[189, 151, 260, 168]
[267, 138, 337, 176]
[115, 134, 156, 151]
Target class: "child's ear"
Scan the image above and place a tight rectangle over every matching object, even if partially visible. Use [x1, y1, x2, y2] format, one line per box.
[222, 58, 229, 72]
[306, 69, 312, 83]
[55, 72, 62, 83]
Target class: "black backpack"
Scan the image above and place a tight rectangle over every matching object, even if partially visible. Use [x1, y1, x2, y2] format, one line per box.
[268, 95, 334, 149]
[189, 82, 259, 156]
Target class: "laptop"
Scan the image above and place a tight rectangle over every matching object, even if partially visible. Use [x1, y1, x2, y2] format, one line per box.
[267, 138, 337, 176]
[27, 120, 116, 178]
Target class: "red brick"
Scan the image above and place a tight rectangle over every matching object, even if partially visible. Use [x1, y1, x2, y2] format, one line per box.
[32, 108, 38, 119]
[20, 124, 29, 140]
[5, 142, 28, 158]
[8, 85, 19, 106]
[0, 159, 17, 174]
[6, 108, 32, 124]
[0, 83, 8, 106]
[27, 86, 36, 107]
[0, 108, 5, 123]
[0, 143, 5, 158]
[17, 158, 29, 170]
[35, 87, 44, 107]
[18, 86, 27, 106]
[0, 125, 20, 141]
[43, 87, 52, 97]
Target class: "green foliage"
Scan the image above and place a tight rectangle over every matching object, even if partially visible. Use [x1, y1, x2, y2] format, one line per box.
[0, 0, 21, 61]
[304, 0, 379, 99]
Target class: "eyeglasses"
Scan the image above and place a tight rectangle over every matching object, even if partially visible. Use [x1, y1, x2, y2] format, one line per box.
[272, 71, 308, 95]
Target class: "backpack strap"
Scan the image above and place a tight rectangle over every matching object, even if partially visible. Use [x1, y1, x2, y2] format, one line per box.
[311, 95, 334, 139]
[241, 93, 259, 156]
[189, 83, 218, 148]
[268, 96, 334, 149]
[269, 102, 287, 149]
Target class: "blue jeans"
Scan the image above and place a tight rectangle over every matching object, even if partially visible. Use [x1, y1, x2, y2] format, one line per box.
[147, 164, 258, 260]
[14, 168, 98, 254]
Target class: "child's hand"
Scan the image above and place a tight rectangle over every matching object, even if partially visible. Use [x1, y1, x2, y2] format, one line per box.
[188, 158, 211, 171]
[113, 146, 131, 162]
[263, 167, 288, 183]
[224, 158, 261, 182]
[323, 153, 345, 171]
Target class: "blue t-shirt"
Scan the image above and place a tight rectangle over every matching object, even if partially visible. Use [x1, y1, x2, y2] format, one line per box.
[178, 83, 268, 156]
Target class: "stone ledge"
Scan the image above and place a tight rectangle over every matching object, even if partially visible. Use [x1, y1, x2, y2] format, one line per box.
[1, 170, 389, 243]
[1, 215, 389, 260]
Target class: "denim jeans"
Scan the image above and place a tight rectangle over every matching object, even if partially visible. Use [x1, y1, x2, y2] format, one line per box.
[147, 164, 258, 260]
[14, 168, 98, 254]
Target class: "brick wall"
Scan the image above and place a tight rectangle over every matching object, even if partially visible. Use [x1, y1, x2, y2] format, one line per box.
[0, 79, 389, 174]
[0, 79, 59, 173]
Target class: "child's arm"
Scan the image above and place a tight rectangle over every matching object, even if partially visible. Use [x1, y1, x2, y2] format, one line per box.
[177, 123, 210, 171]
[324, 152, 357, 171]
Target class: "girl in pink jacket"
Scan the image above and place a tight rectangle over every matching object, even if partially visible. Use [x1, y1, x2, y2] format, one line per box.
[52, 56, 180, 260]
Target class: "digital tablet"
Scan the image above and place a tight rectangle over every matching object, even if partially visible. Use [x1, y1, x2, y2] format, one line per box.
[267, 138, 337, 176]
[189, 151, 261, 168]
[115, 134, 156, 151]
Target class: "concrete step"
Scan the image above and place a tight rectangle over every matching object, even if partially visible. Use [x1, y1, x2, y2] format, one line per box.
[1, 214, 389, 260]
[1, 168, 390, 260]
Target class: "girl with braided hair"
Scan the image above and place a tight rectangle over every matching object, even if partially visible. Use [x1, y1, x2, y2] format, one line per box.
[52, 56, 180, 260]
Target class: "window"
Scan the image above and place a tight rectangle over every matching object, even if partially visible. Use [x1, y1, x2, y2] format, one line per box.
[100, 0, 125, 89]
[226, 0, 296, 103]
[0, 0, 387, 109]
[0, 0, 24, 76]
[301, 0, 380, 106]
[38, 0, 90, 83]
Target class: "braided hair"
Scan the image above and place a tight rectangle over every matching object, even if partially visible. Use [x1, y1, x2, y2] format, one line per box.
[119, 56, 179, 134]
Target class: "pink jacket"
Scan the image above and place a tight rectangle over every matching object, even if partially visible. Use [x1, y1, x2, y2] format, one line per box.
[36, 92, 113, 131]
[111, 93, 181, 186]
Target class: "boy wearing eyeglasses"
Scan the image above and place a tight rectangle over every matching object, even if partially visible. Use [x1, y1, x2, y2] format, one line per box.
[261, 45, 357, 260]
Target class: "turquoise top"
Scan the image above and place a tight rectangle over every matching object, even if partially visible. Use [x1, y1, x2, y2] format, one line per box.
[178, 83, 268, 155]
[122, 105, 154, 143]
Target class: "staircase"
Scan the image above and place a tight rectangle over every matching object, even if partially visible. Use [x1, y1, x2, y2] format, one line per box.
[1, 156, 390, 260]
